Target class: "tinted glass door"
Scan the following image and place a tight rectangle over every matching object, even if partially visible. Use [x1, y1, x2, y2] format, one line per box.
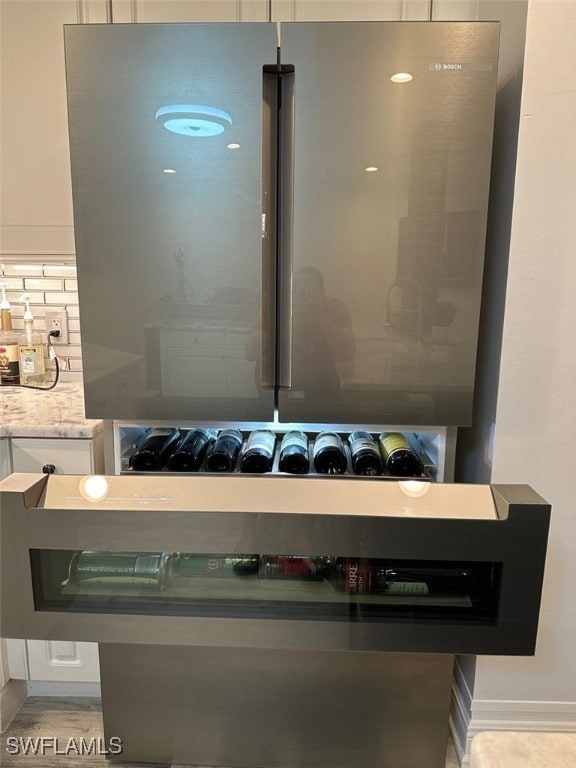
[279, 22, 499, 425]
[65, 23, 277, 421]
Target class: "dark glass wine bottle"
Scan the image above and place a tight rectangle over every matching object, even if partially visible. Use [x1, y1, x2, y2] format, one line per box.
[205, 429, 243, 472]
[176, 554, 260, 577]
[258, 555, 328, 581]
[129, 428, 181, 471]
[328, 558, 472, 597]
[312, 432, 347, 474]
[378, 432, 424, 477]
[348, 431, 383, 476]
[278, 431, 309, 474]
[166, 428, 217, 472]
[240, 430, 276, 473]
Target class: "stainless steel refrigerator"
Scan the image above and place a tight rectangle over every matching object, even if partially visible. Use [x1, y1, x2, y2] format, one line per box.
[64, 21, 499, 426]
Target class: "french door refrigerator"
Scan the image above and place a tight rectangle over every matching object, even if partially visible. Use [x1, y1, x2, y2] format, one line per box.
[64, 21, 499, 426]
[2, 20, 536, 768]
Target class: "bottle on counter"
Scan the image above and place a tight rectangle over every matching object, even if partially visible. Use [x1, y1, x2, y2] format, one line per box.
[240, 430, 276, 473]
[0, 284, 20, 385]
[278, 431, 309, 474]
[129, 427, 181, 471]
[205, 429, 243, 472]
[312, 431, 347, 475]
[18, 293, 46, 386]
[348, 431, 383, 476]
[166, 428, 217, 472]
[378, 432, 424, 477]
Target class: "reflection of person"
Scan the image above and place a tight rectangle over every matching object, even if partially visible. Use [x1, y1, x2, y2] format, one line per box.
[245, 267, 355, 396]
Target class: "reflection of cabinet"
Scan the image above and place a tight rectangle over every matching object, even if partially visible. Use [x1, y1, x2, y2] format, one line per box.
[160, 327, 257, 399]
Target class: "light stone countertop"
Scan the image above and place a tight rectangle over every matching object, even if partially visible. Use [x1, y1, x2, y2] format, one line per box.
[0, 382, 102, 439]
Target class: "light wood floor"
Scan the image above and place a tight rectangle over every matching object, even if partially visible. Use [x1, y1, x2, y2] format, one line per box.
[1, 698, 460, 767]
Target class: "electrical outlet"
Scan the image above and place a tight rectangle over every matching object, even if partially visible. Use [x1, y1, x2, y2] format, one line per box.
[45, 310, 69, 344]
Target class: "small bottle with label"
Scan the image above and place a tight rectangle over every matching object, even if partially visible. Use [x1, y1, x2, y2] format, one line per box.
[0, 285, 20, 385]
[18, 294, 46, 385]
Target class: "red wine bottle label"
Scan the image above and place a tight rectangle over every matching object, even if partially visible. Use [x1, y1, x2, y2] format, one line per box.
[350, 437, 377, 455]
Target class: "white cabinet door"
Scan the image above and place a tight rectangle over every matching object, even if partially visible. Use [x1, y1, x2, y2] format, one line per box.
[26, 640, 100, 683]
[10, 437, 101, 475]
[112, 0, 267, 22]
[9, 435, 102, 684]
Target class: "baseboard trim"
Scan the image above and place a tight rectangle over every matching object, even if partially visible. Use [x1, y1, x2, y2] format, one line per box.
[27, 681, 101, 697]
[0, 678, 27, 733]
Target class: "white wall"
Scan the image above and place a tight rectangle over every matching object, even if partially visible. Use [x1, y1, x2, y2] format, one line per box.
[474, 0, 576, 706]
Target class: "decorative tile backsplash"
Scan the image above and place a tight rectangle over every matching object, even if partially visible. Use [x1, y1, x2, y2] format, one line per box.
[0, 262, 83, 378]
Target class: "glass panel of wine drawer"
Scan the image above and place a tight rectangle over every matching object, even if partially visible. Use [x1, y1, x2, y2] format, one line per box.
[31, 550, 500, 624]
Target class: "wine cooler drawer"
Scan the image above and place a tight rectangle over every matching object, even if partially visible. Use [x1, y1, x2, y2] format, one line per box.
[0, 474, 550, 656]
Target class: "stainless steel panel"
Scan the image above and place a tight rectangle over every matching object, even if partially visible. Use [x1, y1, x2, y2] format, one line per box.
[279, 22, 499, 426]
[65, 24, 277, 421]
[100, 644, 454, 767]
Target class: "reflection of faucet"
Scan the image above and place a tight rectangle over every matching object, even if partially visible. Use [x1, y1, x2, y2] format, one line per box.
[384, 278, 423, 343]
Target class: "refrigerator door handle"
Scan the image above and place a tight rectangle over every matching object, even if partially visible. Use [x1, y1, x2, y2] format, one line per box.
[276, 70, 295, 389]
[260, 71, 278, 390]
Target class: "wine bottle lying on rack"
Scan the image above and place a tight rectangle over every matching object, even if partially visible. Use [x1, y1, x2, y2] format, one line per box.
[329, 558, 473, 596]
[240, 430, 276, 473]
[313, 432, 347, 474]
[166, 428, 217, 472]
[278, 431, 309, 474]
[378, 432, 424, 477]
[348, 431, 383, 476]
[129, 428, 181, 472]
[205, 429, 243, 472]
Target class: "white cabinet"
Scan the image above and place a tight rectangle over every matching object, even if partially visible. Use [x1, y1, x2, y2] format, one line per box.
[11, 436, 103, 475]
[271, 0, 431, 21]
[6, 434, 103, 685]
[111, 0, 267, 22]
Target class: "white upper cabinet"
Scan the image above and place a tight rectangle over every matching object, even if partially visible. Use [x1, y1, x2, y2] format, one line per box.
[272, 1, 431, 22]
[0, 0, 82, 257]
[111, 0, 268, 22]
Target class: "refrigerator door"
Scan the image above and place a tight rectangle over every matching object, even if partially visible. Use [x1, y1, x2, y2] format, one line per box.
[65, 23, 277, 421]
[278, 22, 499, 426]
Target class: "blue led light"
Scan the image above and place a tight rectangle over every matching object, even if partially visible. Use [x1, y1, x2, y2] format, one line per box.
[155, 105, 232, 137]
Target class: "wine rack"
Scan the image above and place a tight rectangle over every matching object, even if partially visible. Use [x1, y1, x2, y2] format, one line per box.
[112, 425, 440, 481]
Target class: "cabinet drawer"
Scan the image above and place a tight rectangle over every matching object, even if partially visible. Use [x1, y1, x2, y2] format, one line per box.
[11, 438, 95, 475]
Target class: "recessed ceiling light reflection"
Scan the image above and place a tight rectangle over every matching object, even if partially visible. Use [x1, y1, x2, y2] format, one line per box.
[155, 105, 232, 137]
[79, 475, 109, 502]
[227, 143, 240, 150]
[163, 169, 176, 174]
[365, 166, 379, 173]
[391, 72, 413, 83]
